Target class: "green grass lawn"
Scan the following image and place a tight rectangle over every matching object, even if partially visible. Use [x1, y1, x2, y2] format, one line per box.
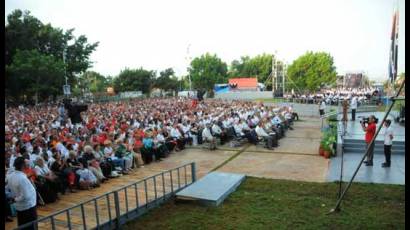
[123, 177, 405, 230]
[255, 98, 287, 103]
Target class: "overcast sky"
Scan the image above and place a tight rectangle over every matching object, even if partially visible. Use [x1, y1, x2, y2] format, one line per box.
[5, 0, 405, 81]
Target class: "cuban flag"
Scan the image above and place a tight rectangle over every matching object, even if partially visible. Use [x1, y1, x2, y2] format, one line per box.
[388, 10, 399, 84]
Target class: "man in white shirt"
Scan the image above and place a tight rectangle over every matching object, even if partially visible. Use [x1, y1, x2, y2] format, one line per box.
[170, 124, 186, 150]
[255, 122, 274, 150]
[233, 120, 245, 137]
[351, 95, 358, 121]
[9, 150, 21, 169]
[319, 100, 326, 116]
[271, 113, 285, 136]
[202, 123, 216, 150]
[155, 130, 170, 157]
[211, 122, 227, 145]
[251, 115, 260, 127]
[272, 114, 282, 126]
[7, 157, 38, 229]
[382, 119, 394, 168]
[55, 141, 69, 160]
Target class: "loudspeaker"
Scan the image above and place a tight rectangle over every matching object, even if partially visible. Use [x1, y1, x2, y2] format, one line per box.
[66, 102, 88, 124]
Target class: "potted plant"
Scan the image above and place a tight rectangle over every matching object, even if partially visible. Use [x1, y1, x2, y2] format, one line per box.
[319, 134, 328, 156]
[322, 142, 332, 159]
[319, 141, 325, 156]
[327, 135, 336, 157]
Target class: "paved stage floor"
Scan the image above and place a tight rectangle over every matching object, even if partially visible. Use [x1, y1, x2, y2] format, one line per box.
[327, 153, 405, 185]
[327, 111, 406, 185]
[338, 111, 405, 142]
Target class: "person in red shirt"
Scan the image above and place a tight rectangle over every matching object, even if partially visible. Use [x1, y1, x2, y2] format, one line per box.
[361, 115, 377, 166]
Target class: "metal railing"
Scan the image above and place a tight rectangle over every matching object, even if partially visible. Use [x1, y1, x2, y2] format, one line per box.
[321, 109, 340, 129]
[15, 162, 196, 230]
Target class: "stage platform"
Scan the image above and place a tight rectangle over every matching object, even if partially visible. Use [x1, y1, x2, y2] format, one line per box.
[327, 111, 405, 185]
[337, 111, 405, 142]
[327, 153, 405, 185]
[176, 172, 246, 206]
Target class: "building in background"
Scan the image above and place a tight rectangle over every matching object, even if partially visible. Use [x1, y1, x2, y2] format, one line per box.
[344, 72, 364, 88]
[214, 77, 266, 94]
[228, 78, 258, 91]
[336, 75, 345, 89]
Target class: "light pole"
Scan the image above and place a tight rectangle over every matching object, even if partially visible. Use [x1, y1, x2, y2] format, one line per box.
[186, 44, 192, 91]
[63, 46, 70, 97]
[283, 61, 287, 95]
[63, 47, 67, 85]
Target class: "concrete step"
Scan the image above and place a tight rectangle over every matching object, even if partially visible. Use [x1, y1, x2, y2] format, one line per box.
[176, 172, 246, 206]
[343, 142, 405, 150]
[343, 147, 405, 154]
[343, 139, 405, 146]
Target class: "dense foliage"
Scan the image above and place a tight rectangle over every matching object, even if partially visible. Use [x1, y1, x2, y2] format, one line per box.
[188, 53, 228, 91]
[113, 68, 156, 95]
[287, 51, 337, 92]
[228, 53, 283, 88]
[5, 9, 98, 103]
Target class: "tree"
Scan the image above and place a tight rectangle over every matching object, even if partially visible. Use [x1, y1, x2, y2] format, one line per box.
[396, 72, 405, 88]
[153, 68, 181, 96]
[383, 72, 405, 95]
[287, 51, 337, 92]
[80, 71, 109, 93]
[6, 49, 65, 104]
[228, 53, 280, 88]
[188, 53, 228, 92]
[5, 9, 98, 103]
[113, 68, 156, 95]
[228, 56, 251, 78]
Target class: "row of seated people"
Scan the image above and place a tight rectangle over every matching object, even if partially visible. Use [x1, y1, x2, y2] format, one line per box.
[137, 109, 297, 155]
[196, 111, 297, 150]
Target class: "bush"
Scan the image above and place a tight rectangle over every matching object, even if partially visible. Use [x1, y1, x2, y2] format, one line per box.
[321, 121, 337, 157]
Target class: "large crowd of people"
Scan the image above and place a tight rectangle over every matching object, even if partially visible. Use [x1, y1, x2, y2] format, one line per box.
[5, 98, 299, 222]
[284, 87, 382, 105]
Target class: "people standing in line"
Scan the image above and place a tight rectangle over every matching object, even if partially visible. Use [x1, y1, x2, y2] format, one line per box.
[319, 100, 326, 117]
[351, 95, 357, 121]
[382, 119, 394, 168]
[6, 157, 38, 230]
[361, 115, 377, 166]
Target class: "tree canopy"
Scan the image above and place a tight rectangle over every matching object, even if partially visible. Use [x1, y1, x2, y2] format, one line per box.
[228, 53, 275, 86]
[5, 9, 98, 103]
[113, 68, 156, 95]
[286, 51, 337, 92]
[188, 53, 228, 91]
[154, 68, 180, 93]
[6, 49, 65, 103]
[79, 71, 111, 93]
